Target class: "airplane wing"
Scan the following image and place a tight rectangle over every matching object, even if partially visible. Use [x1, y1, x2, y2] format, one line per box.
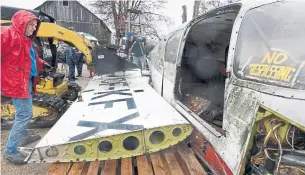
[26, 69, 192, 163]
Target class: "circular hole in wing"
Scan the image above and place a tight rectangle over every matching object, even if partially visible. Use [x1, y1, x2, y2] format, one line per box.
[123, 136, 139, 151]
[99, 141, 112, 152]
[46, 146, 59, 157]
[74, 145, 86, 155]
[149, 131, 165, 144]
[172, 128, 182, 137]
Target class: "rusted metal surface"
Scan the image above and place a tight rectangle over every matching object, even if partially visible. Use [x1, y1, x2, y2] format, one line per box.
[189, 129, 233, 175]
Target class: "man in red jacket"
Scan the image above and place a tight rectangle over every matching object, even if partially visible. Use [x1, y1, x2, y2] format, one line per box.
[1, 10, 49, 164]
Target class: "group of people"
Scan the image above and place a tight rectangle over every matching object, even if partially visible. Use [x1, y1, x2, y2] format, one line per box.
[57, 43, 96, 82]
[60, 46, 85, 81]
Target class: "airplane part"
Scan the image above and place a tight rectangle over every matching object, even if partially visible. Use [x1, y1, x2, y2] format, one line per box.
[26, 68, 192, 163]
[248, 106, 305, 174]
[175, 5, 238, 132]
[147, 1, 305, 174]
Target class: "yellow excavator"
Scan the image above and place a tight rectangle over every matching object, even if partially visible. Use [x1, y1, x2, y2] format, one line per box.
[1, 6, 93, 130]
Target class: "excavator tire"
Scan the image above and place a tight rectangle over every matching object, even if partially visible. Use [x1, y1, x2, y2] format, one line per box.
[65, 85, 80, 102]
[1, 94, 68, 130]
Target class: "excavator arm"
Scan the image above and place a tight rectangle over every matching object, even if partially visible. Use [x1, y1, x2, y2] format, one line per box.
[0, 20, 93, 65]
[37, 22, 92, 65]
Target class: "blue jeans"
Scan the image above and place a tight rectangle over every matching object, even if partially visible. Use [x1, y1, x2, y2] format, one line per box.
[68, 60, 76, 81]
[5, 80, 33, 154]
[77, 61, 83, 76]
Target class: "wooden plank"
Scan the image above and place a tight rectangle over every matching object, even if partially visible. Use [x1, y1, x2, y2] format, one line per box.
[150, 153, 168, 175]
[101, 160, 117, 175]
[136, 155, 153, 175]
[86, 161, 100, 175]
[80, 163, 90, 175]
[68, 162, 86, 175]
[175, 144, 207, 175]
[121, 158, 133, 175]
[163, 149, 184, 175]
[47, 163, 72, 175]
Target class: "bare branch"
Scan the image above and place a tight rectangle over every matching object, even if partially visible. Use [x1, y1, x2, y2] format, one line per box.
[90, 0, 171, 41]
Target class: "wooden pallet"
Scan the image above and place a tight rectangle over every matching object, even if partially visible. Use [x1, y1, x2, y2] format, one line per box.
[47, 143, 207, 175]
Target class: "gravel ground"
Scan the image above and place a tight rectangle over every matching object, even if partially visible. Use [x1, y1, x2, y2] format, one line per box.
[1, 65, 92, 175]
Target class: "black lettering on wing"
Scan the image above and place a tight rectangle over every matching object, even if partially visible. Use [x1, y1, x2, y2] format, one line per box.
[69, 112, 142, 142]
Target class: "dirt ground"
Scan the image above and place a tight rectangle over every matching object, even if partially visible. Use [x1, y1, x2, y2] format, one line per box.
[1, 65, 92, 175]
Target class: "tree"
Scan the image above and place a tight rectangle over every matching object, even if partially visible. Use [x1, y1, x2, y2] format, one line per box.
[90, 0, 173, 43]
[182, 5, 187, 23]
[193, 0, 201, 18]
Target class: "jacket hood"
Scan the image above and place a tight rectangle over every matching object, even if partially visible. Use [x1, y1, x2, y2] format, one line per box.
[11, 10, 40, 39]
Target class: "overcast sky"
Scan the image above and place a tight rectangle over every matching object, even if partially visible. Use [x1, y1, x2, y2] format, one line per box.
[1, 0, 195, 35]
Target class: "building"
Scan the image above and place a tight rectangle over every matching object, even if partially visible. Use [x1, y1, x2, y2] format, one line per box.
[35, 0, 112, 45]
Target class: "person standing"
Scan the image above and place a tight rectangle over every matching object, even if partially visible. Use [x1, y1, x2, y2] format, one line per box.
[66, 45, 77, 82]
[57, 45, 68, 75]
[124, 32, 147, 70]
[1, 10, 50, 164]
[76, 49, 85, 77]
[87, 46, 96, 78]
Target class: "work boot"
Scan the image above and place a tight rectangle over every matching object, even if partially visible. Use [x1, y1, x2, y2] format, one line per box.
[19, 134, 41, 147]
[3, 152, 27, 165]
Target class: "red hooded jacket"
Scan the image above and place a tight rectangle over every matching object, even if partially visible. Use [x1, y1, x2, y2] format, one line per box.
[1, 10, 44, 98]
